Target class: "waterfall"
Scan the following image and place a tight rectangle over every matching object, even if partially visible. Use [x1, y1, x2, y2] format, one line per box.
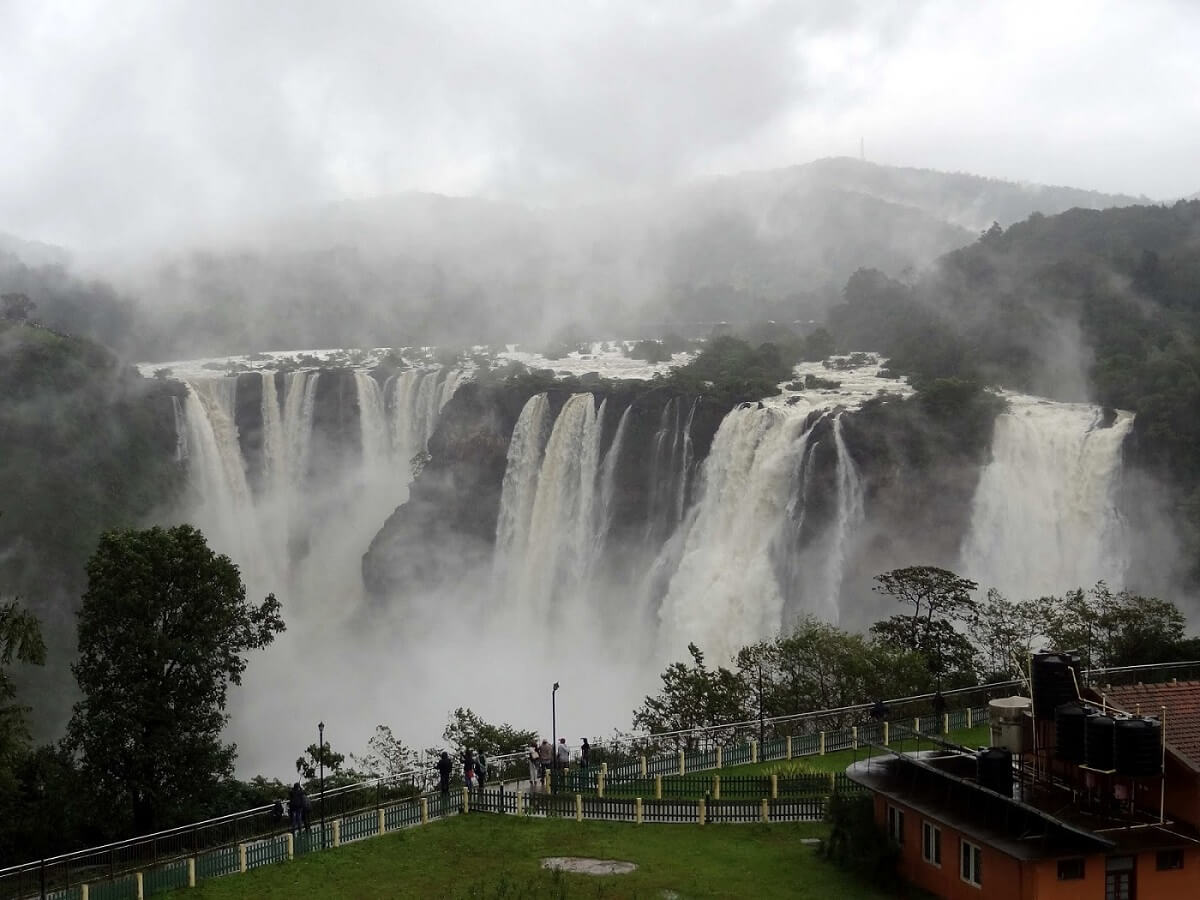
[171, 395, 187, 462]
[282, 371, 320, 489]
[260, 372, 286, 498]
[595, 402, 631, 551]
[959, 394, 1134, 599]
[645, 397, 698, 543]
[823, 414, 864, 622]
[494, 393, 553, 586]
[655, 403, 826, 661]
[388, 368, 462, 464]
[354, 373, 389, 470]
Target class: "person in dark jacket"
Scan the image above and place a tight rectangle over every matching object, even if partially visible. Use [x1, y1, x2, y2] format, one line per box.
[463, 750, 476, 789]
[580, 738, 590, 769]
[288, 782, 307, 833]
[436, 751, 453, 796]
[870, 699, 888, 721]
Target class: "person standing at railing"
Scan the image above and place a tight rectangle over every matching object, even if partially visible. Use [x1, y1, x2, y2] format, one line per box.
[463, 749, 477, 789]
[556, 738, 570, 772]
[538, 738, 553, 781]
[580, 738, 590, 769]
[288, 782, 308, 833]
[475, 752, 488, 791]
[527, 742, 540, 790]
[436, 751, 453, 796]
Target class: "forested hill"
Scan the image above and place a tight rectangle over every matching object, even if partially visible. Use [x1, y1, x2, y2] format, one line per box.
[827, 200, 1200, 577]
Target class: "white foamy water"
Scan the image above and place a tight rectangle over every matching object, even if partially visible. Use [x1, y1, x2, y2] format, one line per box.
[959, 393, 1134, 599]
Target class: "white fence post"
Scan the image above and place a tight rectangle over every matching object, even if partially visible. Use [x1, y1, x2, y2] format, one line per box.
[819, 732, 826, 755]
[575, 794, 583, 821]
[378, 808, 386, 835]
[516, 793, 525, 817]
[187, 857, 197, 886]
[967, 708, 973, 728]
[786, 736, 792, 760]
[332, 820, 341, 848]
[750, 741, 758, 764]
[79, 885, 89, 900]
[716, 746, 723, 769]
[698, 798, 706, 825]
[678, 751, 686, 775]
[237, 843, 247, 873]
[760, 798, 769, 823]
[635, 797, 644, 825]
[286, 833, 294, 860]
[598, 771, 606, 798]
[883, 722, 889, 746]
[640, 755, 647, 777]
[852, 726, 858, 750]
[420, 797, 429, 824]
[770, 774, 778, 799]
[655, 775, 663, 799]
[135, 872, 144, 900]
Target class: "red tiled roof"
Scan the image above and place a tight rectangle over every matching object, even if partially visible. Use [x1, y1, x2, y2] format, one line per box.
[1101, 681, 1200, 771]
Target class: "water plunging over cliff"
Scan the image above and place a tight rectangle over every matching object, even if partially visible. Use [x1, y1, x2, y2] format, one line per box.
[959, 394, 1134, 599]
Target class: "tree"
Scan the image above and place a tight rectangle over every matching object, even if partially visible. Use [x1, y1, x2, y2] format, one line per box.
[633, 643, 750, 748]
[67, 525, 285, 832]
[352, 725, 420, 779]
[1, 292, 34, 321]
[1042, 583, 1192, 669]
[441, 708, 538, 758]
[0, 598, 47, 857]
[871, 566, 979, 685]
[296, 740, 346, 785]
[966, 589, 1041, 680]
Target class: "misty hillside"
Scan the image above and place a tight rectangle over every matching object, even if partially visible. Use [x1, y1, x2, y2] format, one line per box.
[97, 159, 1143, 361]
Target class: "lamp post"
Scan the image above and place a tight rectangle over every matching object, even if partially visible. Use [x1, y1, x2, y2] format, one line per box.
[552, 682, 560, 792]
[318, 721, 326, 850]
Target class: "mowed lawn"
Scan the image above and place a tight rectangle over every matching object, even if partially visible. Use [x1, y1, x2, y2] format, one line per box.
[171, 815, 913, 899]
[714, 724, 992, 776]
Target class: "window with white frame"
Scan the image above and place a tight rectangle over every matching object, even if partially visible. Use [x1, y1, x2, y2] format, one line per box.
[887, 805, 905, 844]
[961, 839, 983, 887]
[922, 821, 941, 866]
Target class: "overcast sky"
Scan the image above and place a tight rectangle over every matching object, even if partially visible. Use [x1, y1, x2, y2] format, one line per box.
[2, 0, 1198, 253]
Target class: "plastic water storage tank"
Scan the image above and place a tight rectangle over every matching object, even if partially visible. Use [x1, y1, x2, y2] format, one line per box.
[989, 696, 1032, 754]
[1032, 652, 1081, 720]
[1085, 715, 1116, 771]
[1114, 717, 1163, 777]
[977, 748, 1014, 798]
[1055, 702, 1092, 763]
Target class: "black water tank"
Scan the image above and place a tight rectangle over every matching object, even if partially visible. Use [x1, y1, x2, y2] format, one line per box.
[977, 748, 1013, 798]
[1085, 715, 1116, 771]
[1055, 702, 1092, 763]
[1115, 717, 1162, 777]
[1032, 652, 1080, 720]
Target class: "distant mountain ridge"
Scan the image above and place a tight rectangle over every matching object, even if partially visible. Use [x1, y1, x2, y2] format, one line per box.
[2, 159, 1157, 358]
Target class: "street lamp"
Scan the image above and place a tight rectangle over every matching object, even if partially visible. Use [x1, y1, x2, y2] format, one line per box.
[552, 682, 560, 791]
[318, 721, 326, 850]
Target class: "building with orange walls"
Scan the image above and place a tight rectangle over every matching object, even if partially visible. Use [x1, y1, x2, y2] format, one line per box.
[846, 680, 1200, 900]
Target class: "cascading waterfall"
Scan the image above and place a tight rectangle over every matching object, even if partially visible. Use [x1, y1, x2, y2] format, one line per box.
[282, 371, 320, 490]
[959, 394, 1134, 599]
[823, 414, 864, 621]
[514, 394, 603, 623]
[494, 393, 553, 595]
[354, 372, 390, 470]
[595, 402, 631, 549]
[259, 372, 286, 498]
[655, 402, 829, 661]
[645, 396, 698, 543]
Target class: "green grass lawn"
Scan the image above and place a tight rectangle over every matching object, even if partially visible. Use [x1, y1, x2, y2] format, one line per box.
[713, 725, 992, 776]
[170, 815, 915, 899]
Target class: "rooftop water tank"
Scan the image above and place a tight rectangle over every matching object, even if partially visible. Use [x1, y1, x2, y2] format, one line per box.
[977, 747, 1014, 798]
[1055, 702, 1092, 763]
[989, 697, 1032, 754]
[1085, 715, 1116, 771]
[1114, 717, 1162, 777]
[1032, 652, 1081, 720]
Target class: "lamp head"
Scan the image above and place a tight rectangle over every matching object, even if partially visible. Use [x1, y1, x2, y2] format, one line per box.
[553, 682, 560, 691]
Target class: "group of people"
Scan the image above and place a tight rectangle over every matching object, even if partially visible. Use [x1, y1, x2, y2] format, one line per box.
[526, 737, 590, 790]
[435, 749, 489, 796]
[267, 782, 313, 833]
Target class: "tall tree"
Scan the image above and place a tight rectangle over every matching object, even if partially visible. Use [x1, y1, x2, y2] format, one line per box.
[966, 589, 1042, 680]
[870, 566, 979, 685]
[441, 708, 538, 758]
[633, 643, 750, 748]
[67, 525, 284, 832]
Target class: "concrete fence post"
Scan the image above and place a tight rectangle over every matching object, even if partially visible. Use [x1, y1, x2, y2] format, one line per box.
[237, 844, 247, 873]
[332, 820, 341, 848]
[786, 736, 792, 760]
[640, 755, 647, 777]
[597, 772, 606, 798]
[655, 775, 663, 800]
[543, 771, 550, 793]
[943, 713, 950, 735]
[635, 797, 644, 825]
[760, 798, 769, 823]
[601, 762, 608, 776]
[852, 726, 858, 750]
[79, 885, 89, 900]
[750, 741, 758, 764]
[135, 872, 144, 900]
[712, 775, 721, 800]
[678, 751, 685, 775]
[828, 772, 836, 792]
[967, 708, 973, 729]
[716, 746, 723, 769]
[883, 722, 890, 746]
[819, 732, 826, 755]
[462, 788, 470, 815]
[914, 716, 920, 732]
[187, 857, 197, 886]
[286, 833, 294, 860]
[698, 798, 706, 826]
[575, 794, 583, 822]
[516, 793, 524, 817]
[378, 809, 386, 835]
[420, 797, 429, 824]
[770, 774, 778, 800]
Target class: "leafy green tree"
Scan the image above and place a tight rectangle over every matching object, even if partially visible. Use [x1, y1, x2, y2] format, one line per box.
[966, 589, 1042, 680]
[633, 643, 750, 747]
[352, 724, 420, 778]
[67, 525, 285, 832]
[441, 707, 538, 758]
[0, 598, 47, 858]
[870, 566, 979, 684]
[1, 292, 35, 321]
[1042, 583, 1192, 669]
[296, 739, 350, 788]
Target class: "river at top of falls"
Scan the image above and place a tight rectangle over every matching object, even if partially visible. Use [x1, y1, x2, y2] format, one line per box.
[959, 392, 1134, 600]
